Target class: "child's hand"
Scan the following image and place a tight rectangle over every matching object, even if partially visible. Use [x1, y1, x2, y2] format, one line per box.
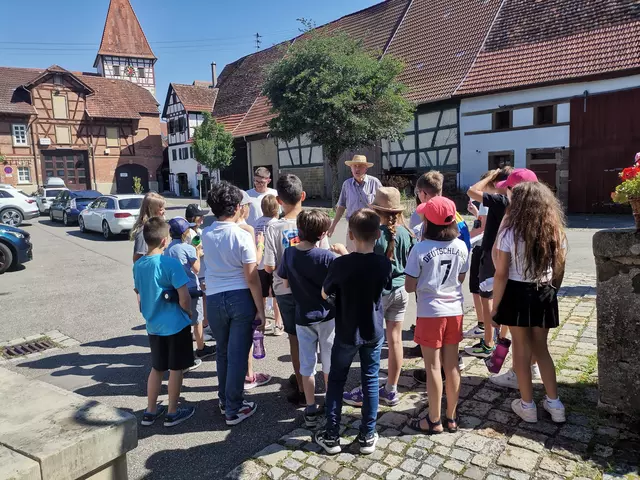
[255, 311, 266, 332]
[195, 244, 203, 256]
[467, 201, 479, 218]
[256, 231, 265, 246]
[330, 243, 348, 256]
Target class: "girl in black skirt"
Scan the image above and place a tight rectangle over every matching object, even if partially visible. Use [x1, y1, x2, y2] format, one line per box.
[491, 181, 567, 424]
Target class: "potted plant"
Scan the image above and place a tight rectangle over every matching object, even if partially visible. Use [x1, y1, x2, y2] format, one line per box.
[611, 153, 640, 231]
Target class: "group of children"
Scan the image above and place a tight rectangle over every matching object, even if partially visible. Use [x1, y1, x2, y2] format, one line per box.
[130, 157, 569, 451]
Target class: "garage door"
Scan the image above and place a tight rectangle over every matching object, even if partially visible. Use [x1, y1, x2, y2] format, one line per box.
[41, 151, 90, 190]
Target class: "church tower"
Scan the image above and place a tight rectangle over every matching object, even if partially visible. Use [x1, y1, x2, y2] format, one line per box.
[94, 0, 157, 97]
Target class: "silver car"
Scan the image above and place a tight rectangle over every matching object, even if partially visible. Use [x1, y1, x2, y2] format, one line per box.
[35, 186, 69, 214]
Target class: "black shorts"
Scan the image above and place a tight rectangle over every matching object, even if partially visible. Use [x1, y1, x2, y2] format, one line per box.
[494, 280, 559, 329]
[478, 249, 496, 288]
[470, 246, 493, 299]
[148, 325, 194, 371]
[258, 269, 274, 298]
[276, 293, 297, 336]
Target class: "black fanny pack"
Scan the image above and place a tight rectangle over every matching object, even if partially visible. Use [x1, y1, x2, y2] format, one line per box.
[162, 289, 202, 303]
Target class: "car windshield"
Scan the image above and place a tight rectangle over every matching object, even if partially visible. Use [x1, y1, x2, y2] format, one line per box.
[118, 198, 142, 210]
[45, 189, 65, 197]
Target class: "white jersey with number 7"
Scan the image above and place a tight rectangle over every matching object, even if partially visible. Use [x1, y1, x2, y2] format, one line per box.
[404, 238, 470, 318]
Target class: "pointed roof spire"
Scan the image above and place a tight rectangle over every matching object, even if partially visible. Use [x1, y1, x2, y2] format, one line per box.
[94, 0, 156, 66]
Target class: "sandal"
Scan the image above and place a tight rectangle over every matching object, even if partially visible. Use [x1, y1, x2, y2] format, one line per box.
[446, 417, 459, 433]
[407, 416, 443, 435]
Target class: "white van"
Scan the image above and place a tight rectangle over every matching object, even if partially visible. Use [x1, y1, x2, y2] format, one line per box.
[35, 178, 68, 214]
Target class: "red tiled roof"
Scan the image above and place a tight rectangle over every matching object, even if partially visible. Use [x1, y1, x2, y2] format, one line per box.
[216, 114, 247, 134]
[172, 83, 218, 113]
[232, 96, 274, 137]
[95, 0, 156, 65]
[385, 0, 504, 104]
[0, 67, 41, 115]
[456, 0, 640, 95]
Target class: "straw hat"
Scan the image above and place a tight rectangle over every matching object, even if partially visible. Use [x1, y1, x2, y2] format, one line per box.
[345, 154, 373, 168]
[370, 187, 405, 213]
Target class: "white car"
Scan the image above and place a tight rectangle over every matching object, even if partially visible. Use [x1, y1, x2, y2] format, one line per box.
[0, 186, 40, 227]
[78, 195, 143, 239]
[35, 185, 69, 214]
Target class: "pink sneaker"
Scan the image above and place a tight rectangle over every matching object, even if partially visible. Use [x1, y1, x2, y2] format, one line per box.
[244, 373, 272, 390]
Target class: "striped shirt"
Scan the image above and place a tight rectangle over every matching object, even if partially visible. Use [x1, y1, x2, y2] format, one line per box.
[337, 175, 382, 218]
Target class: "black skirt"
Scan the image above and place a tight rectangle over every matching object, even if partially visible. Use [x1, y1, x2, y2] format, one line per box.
[494, 280, 559, 329]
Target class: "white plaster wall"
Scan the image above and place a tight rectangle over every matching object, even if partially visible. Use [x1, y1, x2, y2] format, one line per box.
[248, 138, 278, 183]
[460, 75, 640, 186]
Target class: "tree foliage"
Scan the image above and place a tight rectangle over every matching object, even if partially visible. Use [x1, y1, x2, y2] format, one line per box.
[192, 112, 234, 173]
[262, 31, 415, 202]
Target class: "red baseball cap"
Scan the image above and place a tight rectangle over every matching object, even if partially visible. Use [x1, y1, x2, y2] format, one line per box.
[496, 168, 538, 189]
[416, 196, 457, 226]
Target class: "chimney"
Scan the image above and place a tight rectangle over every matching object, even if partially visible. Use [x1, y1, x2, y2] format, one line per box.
[211, 62, 217, 88]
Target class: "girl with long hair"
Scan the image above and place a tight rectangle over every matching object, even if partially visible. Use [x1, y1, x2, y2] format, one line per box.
[491, 181, 567, 423]
[131, 192, 166, 263]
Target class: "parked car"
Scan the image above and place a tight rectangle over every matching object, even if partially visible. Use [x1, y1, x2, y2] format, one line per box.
[79, 195, 144, 239]
[49, 190, 102, 226]
[0, 224, 32, 274]
[0, 187, 39, 227]
[35, 183, 69, 214]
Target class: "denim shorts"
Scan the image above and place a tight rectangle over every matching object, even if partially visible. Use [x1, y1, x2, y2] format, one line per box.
[189, 296, 204, 326]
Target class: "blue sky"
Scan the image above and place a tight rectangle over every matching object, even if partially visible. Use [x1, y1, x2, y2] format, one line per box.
[0, 0, 379, 109]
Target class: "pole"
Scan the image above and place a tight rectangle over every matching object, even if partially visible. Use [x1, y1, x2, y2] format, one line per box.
[199, 175, 202, 208]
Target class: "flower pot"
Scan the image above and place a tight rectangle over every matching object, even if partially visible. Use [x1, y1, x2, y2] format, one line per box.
[630, 196, 640, 232]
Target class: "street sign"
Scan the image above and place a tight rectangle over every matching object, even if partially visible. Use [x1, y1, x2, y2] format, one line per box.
[196, 173, 203, 181]
[3, 166, 13, 177]
[197, 164, 201, 174]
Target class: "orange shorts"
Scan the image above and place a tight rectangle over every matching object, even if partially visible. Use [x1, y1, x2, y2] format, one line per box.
[414, 315, 464, 349]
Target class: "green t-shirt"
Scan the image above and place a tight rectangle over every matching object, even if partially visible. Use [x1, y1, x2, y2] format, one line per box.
[374, 224, 415, 295]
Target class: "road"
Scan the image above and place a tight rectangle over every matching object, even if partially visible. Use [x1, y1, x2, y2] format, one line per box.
[0, 208, 623, 479]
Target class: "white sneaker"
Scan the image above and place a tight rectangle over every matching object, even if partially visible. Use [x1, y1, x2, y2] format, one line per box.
[183, 358, 202, 374]
[203, 326, 214, 342]
[489, 369, 519, 389]
[511, 398, 538, 423]
[531, 364, 541, 381]
[463, 324, 485, 339]
[543, 398, 566, 423]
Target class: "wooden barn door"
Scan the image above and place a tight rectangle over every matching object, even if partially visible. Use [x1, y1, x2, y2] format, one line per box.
[569, 88, 640, 213]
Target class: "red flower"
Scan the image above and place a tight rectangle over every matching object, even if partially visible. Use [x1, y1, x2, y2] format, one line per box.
[621, 166, 640, 181]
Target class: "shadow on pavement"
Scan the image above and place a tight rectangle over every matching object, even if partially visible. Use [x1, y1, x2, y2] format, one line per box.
[566, 214, 634, 230]
[66, 230, 130, 242]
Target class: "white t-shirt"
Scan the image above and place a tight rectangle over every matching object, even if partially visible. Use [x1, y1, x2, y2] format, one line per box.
[497, 228, 553, 283]
[404, 238, 470, 317]
[246, 187, 278, 227]
[409, 211, 422, 230]
[254, 216, 278, 270]
[202, 221, 257, 294]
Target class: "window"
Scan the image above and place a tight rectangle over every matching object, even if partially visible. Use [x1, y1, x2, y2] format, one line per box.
[493, 110, 512, 131]
[178, 117, 185, 132]
[119, 198, 142, 210]
[190, 147, 194, 158]
[113, 65, 120, 76]
[12, 124, 27, 146]
[138, 67, 145, 78]
[52, 94, 68, 119]
[488, 151, 514, 169]
[180, 147, 189, 159]
[106, 127, 119, 147]
[55, 126, 71, 144]
[172, 149, 177, 161]
[53, 74, 63, 85]
[0, 190, 13, 198]
[534, 105, 555, 126]
[17, 167, 31, 184]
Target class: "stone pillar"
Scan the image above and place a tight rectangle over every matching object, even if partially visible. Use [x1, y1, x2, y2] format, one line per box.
[593, 228, 640, 417]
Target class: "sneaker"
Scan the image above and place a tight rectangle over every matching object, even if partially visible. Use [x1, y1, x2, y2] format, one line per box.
[195, 345, 216, 360]
[378, 385, 400, 406]
[542, 397, 566, 423]
[183, 358, 202, 374]
[287, 390, 306, 406]
[203, 325, 214, 342]
[463, 324, 485, 339]
[464, 339, 495, 358]
[225, 400, 257, 426]
[219, 402, 225, 415]
[531, 364, 541, 381]
[458, 354, 465, 371]
[343, 387, 364, 407]
[511, 398, 538, 423]
[489, 369, 519, 389]
[304, 406, 320, 428]
[164, 406, 196, 427]
[273, 324, 285, 336]
[244, 373, 272, 390]
[141, 405, 166, 426]
[413, 369, 427, 384]
[358, 431, 379, 455]
[315, 430, 341, 455]
[288, 373, 298, 388]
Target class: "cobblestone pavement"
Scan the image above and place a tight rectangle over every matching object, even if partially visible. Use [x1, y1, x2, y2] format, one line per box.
[225, 273, 640, 480]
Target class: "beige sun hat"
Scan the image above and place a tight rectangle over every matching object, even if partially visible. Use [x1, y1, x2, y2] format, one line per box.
[345, 154, 373, 168]
[369, 187, 405, 213]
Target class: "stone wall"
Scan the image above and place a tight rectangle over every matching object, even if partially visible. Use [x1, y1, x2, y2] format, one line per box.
[592, 228, 640, 417]
[280, 166, 325, 199]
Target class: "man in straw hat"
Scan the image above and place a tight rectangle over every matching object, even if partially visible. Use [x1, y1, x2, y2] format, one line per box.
[327, 154, 382, 252]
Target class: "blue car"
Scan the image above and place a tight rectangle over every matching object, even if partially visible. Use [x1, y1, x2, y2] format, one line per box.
[0, 224, 32, 274]
[49, 190, 102, 226]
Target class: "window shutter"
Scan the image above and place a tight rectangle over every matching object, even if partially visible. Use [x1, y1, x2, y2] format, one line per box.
[55, 126, 71, 144]
[52, 95, 68, 119]
[106, 127, 119, 147]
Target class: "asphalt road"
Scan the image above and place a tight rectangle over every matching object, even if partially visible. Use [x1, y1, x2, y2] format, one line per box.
[0, 207, 622, 479]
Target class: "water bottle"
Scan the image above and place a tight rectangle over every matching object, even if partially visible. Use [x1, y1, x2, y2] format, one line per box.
[485, 337, 511, 373]
[252, 318, 266, 359]
[192, 235, 201, 247]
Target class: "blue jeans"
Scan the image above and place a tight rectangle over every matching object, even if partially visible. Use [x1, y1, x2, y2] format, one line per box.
[207, 289, 256, 417]
[325, 336, 383, 436]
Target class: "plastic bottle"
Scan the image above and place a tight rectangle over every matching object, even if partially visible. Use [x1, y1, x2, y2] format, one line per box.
[192, 235, 201, 247]
[485, 337, 511, 373]
[252, 319, 266, 359]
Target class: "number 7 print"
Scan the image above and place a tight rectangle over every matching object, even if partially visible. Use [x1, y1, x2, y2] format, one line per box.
[440, 259, 452, 285]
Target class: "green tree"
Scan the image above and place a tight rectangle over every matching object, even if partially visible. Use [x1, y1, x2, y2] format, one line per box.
[262, 31, 414, 203]
[192, 112, 234, 175]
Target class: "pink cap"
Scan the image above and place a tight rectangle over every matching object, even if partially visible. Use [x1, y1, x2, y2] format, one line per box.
[496, 168, 538, 189]
[416, 196, 456, 226]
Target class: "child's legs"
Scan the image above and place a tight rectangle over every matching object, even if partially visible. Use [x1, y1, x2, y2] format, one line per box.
[247, 350, 254, 379]
[297, 324, 320, 406]
[325, 338, 357, 436]
[422, 345, 443, 423]
[442, 344, 461, 419]
[481, 297, 494, 347]
[167, 369, 184, 414]
[383, 287, 408, 389]
[165, 325, 196, 414]
[208, 293, 231, 407]
[472, 293, 483, 323]
[318, 319, 336, 378]
[277, 294, 303, 391]
[147, 333, 168, 412]
[510, 326, 534, 402]
[359, 337, 384, 437]
[272, 295, 282, 327]
[530, 327, 558, 399]
[147, 368, 164, 413]
[191, 296, 205, 350]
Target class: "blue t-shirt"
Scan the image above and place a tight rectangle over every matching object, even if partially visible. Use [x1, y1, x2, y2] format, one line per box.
[133, 254, 192, 336]
[164, 239, 199, 290]
[277, 247, 336, 326]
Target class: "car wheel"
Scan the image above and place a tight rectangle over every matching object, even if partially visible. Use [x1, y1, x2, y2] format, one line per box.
[102, 220, 113, 240]
[0, 242, 13, 274]
[1, 209, 23, 227]
[63, 212, 69, 226]
[79, 216, 86, 233]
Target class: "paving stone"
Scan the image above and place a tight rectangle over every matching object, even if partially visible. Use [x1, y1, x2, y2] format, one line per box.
[474, 388, 503, 403]
[458, 400, 493, 417]
[550, 437, 587, 461]
[565, 413, 591, 426]
[462, 376, 485, 386]
[320, 461, 340, 475]
[497, 446, 539, 473]
[596, 426, 619, 438]
[558, 424, 594, 443]
[486, 476, 507, 480]
[377, 437, 391, 449]
[459, 384, 475, 398]
[291, 450, 307, 461]
[508, 472, 530, 480]
[443, 460, 465, 473]
[337, 468, 356, 480]
[459, 415, 484, 430]
[508, 430, 548, 453]
[450, 448, 472, 462]
[353, 458, 373, 471]
[367, 462, 389, 477]
[254, 444, 290, 466]
[388, 441, 407, 454]
[456, 433, 489, 451]
[282, 458, 303, 472]
[433, 446, 450, 456]
[463, 466, 486, 480]
[432, 432, 460, 446]
[519, 420, 558, 436]
[381, 428, 402, 438]
[418, 464, 436, 478]
[267, 467, 286, 480]
[299, 466, 319, 480]
[538, 456, 575, 476]
[471, 453, 492, 468]
[335, 453, 355, 463]
[356, 474, 376, 480]
[226, 460, 266, 479]
[433, 473, 456, 480]
[385, 468, 404, 480]
[400, 458, 421, 473]
[425, 455, 445, 468]
[368, 449, 385, 461]
[378, 412, 410, 429]
[305, 455, 324, 468]
[593, 444, 614, 458]
[406, 447, 425, 460]
[488, 409, 521, 426]
[383, 454, 403, 467]
[302, 442, 323, 454]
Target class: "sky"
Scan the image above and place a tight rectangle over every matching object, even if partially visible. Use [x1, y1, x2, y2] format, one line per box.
[0, 0, 380, 111]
